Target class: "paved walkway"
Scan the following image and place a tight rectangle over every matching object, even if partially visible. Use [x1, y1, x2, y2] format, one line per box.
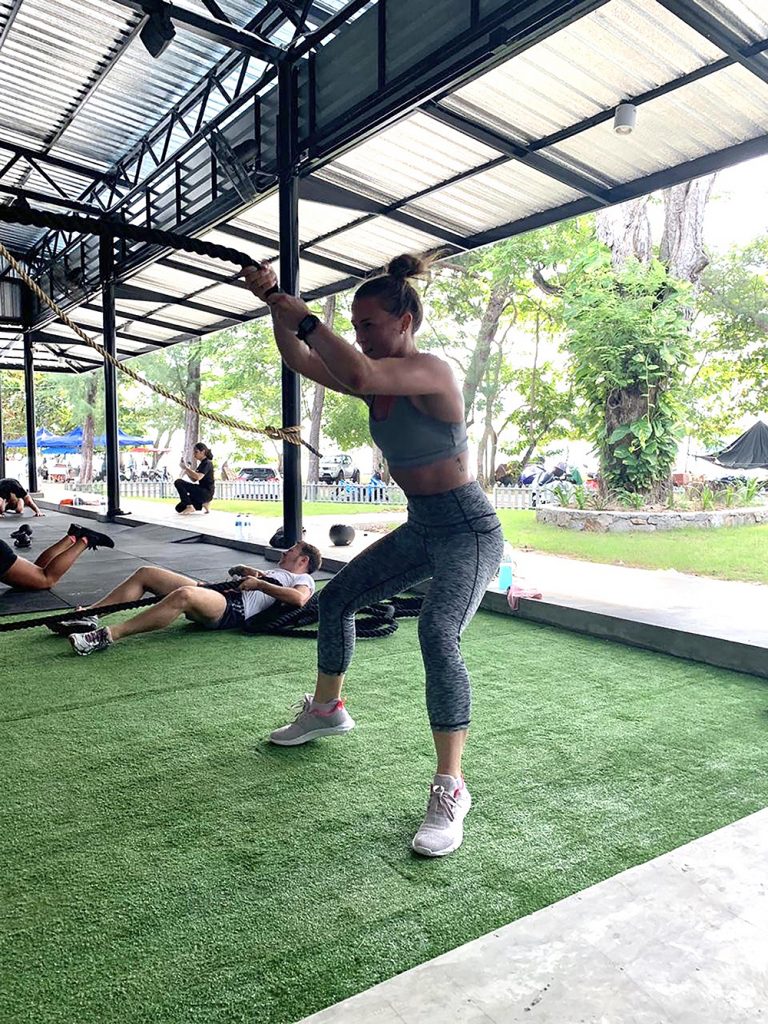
[297, 809, 768, 1024]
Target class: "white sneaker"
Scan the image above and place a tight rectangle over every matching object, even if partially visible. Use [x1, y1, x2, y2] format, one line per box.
[69, 626, 113, 656]
[269, 694, 356, 746]
[412, 775, 472, 857]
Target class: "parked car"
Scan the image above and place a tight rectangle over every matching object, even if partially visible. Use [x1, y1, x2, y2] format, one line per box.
[236, 465, 280, 482]
[319, 453, 361, 483]
[232, 465, 281, 500]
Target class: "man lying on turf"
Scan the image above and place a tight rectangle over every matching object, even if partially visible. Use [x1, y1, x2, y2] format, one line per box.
[54, 541, 322, 655]
[0, 477, 44, 516]
[0, 523, 114, 591]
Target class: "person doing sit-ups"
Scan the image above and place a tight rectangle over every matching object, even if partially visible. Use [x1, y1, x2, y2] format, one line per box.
[58, 541, 322, 655]
[0, 523, 114, 592]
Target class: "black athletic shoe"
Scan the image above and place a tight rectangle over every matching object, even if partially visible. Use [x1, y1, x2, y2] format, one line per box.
[67, 523, 83, 539]
[13, 535, 32, 549]
[77, 526, 115, 551]
[10, 525, 32, 539]
[46, 614, 101, 637]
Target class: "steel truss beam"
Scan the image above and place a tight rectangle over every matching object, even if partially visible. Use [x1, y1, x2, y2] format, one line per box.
[113, 1, 283, 62]
[0, 141, 104, 183]
[0, 184, 104, 216]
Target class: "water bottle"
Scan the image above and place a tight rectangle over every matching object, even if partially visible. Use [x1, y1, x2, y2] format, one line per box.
[235, 513, 243, 540]
[243, 513, 251, 541]
[498, 542, 514, 592]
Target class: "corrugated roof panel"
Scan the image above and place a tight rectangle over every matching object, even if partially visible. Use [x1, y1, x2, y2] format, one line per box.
[403, 161, 585, 234]
[0, 0, 140, 152]
[197, 281, 263, 315]
[542, 64, 768, 188]
[315, 112, 500, 204]
[56, 27, 259, 170]
[224, 194, 363, 247]
[694, 0, 768, 41]
[442, 0, 725, 144]
[296, 260, 348, 294]
[308, 217, 449, 270]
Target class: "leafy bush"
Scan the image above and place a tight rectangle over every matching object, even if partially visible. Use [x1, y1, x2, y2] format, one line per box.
[565, 247, 692, 495]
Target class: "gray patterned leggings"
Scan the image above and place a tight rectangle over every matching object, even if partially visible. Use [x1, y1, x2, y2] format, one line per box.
[317, 482, 503, 731]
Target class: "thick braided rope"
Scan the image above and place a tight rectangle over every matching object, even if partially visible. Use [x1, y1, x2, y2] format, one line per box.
[0, 240, 317, 454]
[0, 594, 160, 633]
[0, 206, 258, 267]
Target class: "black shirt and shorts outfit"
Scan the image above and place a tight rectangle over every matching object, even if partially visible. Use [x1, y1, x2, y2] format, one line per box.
[174, 458, 215, 511]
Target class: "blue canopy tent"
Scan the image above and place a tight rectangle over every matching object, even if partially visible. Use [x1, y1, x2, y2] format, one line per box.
[4, 427, 62, 449]
[94, 429, 153, 448]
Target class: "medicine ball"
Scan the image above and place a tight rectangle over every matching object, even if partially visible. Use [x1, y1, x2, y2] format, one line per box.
[329, 523, 355, 546]
[269, 526, 306, 549]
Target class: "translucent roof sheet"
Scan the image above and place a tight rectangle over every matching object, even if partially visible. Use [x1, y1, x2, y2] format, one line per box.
[2, 0, 768, 371]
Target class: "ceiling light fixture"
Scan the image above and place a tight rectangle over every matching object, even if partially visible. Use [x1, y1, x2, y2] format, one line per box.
[613, 102, 637, 136]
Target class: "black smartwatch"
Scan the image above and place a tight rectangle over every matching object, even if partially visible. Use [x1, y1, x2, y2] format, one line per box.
[297, 313, 320, 343]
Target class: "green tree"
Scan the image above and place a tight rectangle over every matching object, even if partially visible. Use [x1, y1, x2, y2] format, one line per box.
[564, 245, 692, 495]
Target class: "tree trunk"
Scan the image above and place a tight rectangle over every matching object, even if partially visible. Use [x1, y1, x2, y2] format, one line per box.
[307, 296, 336, 484]
[182, 347, 202, 458]
[596, 197, 652, 268]
[80, 374, 98, 484]
[462, 284, 509, 424]
[660, 175, 716, 288]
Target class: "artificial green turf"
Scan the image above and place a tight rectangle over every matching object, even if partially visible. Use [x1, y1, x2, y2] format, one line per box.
[2, 611, 767, 1023]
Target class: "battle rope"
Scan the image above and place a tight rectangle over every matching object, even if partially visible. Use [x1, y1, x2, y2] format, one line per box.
[245, 592, 423, 638]
[0, 232, 319, 455]
[0, 585, 423, 636]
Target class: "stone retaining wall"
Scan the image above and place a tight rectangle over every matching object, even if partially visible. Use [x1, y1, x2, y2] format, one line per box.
[536, 506, 768, 532]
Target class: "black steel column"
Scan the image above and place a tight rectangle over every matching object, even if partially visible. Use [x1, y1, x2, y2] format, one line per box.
[0, 371, 6, 479]
[99, 231, 124, 518]
[21, 287, 38, 492]
[278, 60, 302, 547]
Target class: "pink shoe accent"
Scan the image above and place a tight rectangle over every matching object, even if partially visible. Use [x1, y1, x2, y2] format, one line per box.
[310, 699, 345, 718]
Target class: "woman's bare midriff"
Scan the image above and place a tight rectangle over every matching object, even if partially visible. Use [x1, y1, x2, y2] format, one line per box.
[389, 451, 473, 496]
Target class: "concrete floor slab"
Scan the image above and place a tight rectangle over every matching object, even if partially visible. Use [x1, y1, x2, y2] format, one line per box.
[297, 809, 768, 1024]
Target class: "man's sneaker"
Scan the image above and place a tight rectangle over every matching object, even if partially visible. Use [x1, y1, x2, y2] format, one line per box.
[269, 694, 355, 746]
[77, 526, 115, 551]
[47, 614, 100, 637]
[69, 626, 113, 656]
[10, 525, 32, 539]
[411, 775, 472, 858]
[67, 523, 82, 540]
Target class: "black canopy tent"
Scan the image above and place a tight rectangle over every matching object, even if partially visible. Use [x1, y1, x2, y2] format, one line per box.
[700, 420, 768, 470]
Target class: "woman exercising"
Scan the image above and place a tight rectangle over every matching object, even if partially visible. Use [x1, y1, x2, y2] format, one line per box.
[243, 254, 503, 857]
[174, 442, 215, 514]
[0, 523, 114, 591]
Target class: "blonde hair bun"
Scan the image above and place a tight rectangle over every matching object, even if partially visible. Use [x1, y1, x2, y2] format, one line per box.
[386, 253, 431, 280]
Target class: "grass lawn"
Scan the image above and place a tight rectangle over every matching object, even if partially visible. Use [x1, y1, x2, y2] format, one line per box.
[2, 609, 767, 1023]
[498, 510, 768, 585]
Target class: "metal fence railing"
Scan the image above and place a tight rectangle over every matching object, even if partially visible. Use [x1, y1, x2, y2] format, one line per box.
[68, 480, 407, 505]
[491, 486, 536, 509]
[66, 481, 553, 510]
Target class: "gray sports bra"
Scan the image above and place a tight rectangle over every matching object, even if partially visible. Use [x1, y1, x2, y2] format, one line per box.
[365, 395, 468, 469]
